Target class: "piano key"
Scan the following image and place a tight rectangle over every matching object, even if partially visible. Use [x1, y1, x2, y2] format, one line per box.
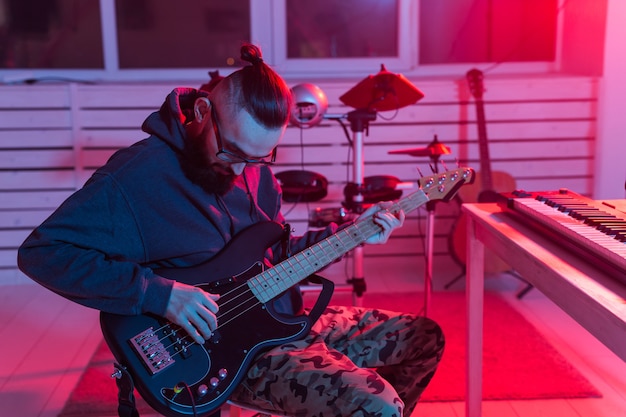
[506, 193, 626, 277]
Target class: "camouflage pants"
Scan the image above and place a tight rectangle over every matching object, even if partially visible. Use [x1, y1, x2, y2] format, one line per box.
[230, 305, 445, 417]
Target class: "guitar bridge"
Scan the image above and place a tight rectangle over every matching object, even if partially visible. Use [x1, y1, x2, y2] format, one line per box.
[129, 327, 176, 375]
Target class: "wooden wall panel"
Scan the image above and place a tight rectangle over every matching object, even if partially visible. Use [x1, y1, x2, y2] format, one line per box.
[0, 75, 599, 285]
[0, 170, 76, 190]
[0, 130, 74, 148]
[0, 191, 74, 209]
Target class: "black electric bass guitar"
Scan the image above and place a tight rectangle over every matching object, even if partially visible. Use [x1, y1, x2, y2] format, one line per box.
[100, 167, 475, 417]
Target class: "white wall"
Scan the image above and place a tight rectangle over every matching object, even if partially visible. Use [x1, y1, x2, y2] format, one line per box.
[0, 76, 600, 286]
[2, 1, 624, 287]
[594, 0, 626, 199]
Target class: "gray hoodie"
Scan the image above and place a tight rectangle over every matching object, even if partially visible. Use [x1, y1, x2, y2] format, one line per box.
[17, 88, 340, 318]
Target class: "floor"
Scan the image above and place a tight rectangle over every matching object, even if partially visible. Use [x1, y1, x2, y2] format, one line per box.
[1, 271, 625, 417]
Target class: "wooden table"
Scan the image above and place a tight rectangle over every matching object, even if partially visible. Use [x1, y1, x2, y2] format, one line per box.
[462, 203, 626, 417]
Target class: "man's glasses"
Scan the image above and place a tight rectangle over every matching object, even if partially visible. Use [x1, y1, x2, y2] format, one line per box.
[211, 105, 277, 165]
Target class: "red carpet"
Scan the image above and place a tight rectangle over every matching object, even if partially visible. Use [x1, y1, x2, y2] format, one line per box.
[59, 291, 601, 416]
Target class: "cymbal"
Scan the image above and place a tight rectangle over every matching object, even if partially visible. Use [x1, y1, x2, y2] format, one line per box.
[339, 64, 424, 112]
[388, 136, 451, 157]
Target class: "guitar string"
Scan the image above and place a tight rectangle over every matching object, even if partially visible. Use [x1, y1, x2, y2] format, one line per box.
[145, 287, 263, 357]
[147, 224, 377, 357]
[141, 281, 265, 353]
[153, 266, 321, 356]
[147, 205, 407, 357]
[140, 188, 443, 361]
[151, 238, 365, 355]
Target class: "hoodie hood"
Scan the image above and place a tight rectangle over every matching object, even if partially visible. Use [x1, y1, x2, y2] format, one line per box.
[141, 87, 208, 152]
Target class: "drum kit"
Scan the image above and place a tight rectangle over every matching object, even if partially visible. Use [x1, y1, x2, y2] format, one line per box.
[295, 65, 453, 315]
[308, 137, 451, 224]
[386, 136, 451, 316]
[200, 68, 452, 313]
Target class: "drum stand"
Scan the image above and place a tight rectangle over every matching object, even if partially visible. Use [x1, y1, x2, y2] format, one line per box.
[389, 136, 451, 317]
[330, 64, 424, 306]
[345, 109, 377, 306]
[423, 165, 439, 317]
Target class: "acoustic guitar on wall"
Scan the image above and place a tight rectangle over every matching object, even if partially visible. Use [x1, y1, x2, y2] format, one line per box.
[449, 68, 517, 274]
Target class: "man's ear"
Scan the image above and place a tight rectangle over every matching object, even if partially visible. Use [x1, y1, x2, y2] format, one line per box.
[194, 97, 211, 122]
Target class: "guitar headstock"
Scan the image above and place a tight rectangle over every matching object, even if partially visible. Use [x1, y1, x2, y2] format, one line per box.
[466, 68, 484, 100]
[419, 167, 475, 202]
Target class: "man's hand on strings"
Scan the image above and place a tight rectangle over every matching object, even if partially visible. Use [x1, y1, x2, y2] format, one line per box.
[164, 281, 220, 345]
[357, 201, 406, 245]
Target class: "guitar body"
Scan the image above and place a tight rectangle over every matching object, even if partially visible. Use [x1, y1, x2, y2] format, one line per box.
[448, 69, 516, 274]
[449, 171, 516, 272]
[100, 222, 311, 417]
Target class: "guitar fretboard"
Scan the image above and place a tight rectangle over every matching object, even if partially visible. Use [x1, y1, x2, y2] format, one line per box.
[249, 190, 429, 302]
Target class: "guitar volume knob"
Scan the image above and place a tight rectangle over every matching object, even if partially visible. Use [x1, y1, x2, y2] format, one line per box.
[209, 377, 220, 388]
[218, 368, 228, 379]
[197, 384, 208, 397]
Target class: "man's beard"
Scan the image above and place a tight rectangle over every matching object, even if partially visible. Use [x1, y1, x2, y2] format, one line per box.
[180, 136, 236, 195]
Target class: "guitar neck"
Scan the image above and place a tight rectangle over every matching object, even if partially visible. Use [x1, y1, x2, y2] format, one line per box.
[249, 189, 429, 302]
[474, 99, 493, 190]
[467, 68, 493, 191]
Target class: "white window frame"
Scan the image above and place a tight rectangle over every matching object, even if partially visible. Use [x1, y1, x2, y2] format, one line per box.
[0, 0, 563, 84]
[267, 0, 416, 77]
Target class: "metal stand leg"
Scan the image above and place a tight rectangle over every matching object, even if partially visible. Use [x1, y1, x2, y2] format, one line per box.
[506, 270, 534, 299]
[422, 155, 440, 316]
[443, 268, 533, 298]
[388, 135, 452, 316]
[423, 203, 435, 316]
[444, 269, 466, 289]
[348, 248, 366, 307]
[346, 110, 376, 306]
